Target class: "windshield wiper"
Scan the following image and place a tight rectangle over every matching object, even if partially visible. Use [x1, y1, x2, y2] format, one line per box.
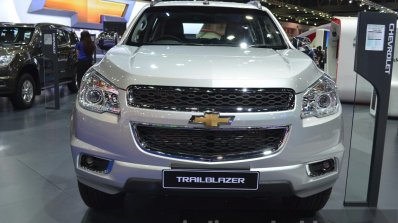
[130, 42, 288, 49]
[11, 43, 27, 46]
[135, 43, 186, 46]
[249, 45, 287, 50]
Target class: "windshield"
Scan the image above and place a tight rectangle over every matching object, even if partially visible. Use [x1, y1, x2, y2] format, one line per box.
[127, 6, 287, 49]
[0, 27, 35, 45]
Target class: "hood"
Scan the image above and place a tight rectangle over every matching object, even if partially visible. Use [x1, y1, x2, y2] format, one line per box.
[95, 45, 322, 93]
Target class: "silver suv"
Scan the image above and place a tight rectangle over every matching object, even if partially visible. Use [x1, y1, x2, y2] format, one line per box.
[71, 1, 344, 213]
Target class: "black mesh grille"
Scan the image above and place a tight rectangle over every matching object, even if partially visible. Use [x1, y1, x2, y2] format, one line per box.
[127, 86, 295, 112]
[134, 125, 288, 161]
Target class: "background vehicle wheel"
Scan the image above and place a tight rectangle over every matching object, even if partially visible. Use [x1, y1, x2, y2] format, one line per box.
[78, 181, 124, 210]
[67, 71, 79, 93]
[10, 73, 36, 109]
[283, 188, 332, 213]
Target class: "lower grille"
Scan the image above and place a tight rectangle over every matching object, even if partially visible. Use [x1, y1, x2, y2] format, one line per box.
[133, 125, 288, 162]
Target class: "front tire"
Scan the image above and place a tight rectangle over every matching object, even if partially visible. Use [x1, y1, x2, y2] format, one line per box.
[78, 181, 124, 210]
[10, 73, 36, 109]
[283, 188, 332, 213]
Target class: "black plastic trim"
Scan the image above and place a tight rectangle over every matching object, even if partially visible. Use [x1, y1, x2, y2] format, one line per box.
[123, 177, 294, 197]
[127, 85, 295, 113]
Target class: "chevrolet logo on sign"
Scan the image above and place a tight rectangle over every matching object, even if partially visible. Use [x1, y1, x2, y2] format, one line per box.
[190, 113, 235, 128]
[44, 0, 126, 24]
[28, 0, 135, 29]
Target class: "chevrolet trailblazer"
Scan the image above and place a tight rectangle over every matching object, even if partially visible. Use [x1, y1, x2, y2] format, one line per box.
[70, 0, 344, 213]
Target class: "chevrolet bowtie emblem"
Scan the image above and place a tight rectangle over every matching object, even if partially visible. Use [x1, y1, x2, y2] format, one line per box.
[28, 0, 132, 29]
[44, 0, 127, 24]
[189, 113, 235, 127]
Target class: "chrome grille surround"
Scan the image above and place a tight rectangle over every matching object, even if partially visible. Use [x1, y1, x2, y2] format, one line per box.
[131, 123, 290, 162]
[127, 85, 295, 112]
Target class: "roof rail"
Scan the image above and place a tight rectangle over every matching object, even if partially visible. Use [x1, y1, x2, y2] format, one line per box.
[150, 0, 157, 6]
[248, 0, 262, 9]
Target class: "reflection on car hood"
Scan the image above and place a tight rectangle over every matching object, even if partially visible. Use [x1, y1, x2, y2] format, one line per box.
[0, 45, 28, 55]
[95, 45, 322, 93]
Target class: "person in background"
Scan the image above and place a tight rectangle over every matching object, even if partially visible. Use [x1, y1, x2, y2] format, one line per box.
[76, 31, 95, 87]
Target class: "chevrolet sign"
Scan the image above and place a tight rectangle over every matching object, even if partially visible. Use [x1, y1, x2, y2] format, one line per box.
[28, 0, 135, 29]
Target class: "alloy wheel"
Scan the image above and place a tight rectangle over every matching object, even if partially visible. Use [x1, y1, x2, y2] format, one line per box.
[21, 80, 34, 103]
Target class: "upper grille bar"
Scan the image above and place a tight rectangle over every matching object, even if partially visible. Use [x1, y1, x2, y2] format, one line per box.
[127, 85, 295, 112]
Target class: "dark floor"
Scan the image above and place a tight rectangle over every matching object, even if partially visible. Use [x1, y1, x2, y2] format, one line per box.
[0, 88, 397, 223]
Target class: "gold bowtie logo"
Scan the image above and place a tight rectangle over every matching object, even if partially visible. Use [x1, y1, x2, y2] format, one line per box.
[44, 0, 127, 24]
[190, 113, 235, 127]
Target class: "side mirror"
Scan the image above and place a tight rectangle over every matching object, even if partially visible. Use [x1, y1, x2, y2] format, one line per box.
[34, 39, 43, 51]
[96, 32, 118, 51]
[298, 47, 306, 52]
[291, 39, 298, 48]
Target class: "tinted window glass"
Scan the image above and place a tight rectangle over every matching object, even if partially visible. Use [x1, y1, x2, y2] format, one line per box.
[70, 31, 79, 45]
[57, 29, 69, 45]
[0, 27, 35, 45]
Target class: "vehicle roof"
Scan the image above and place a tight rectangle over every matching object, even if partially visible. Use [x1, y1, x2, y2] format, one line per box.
[153, 1, 260, 10]
[0, 23, 70, 29]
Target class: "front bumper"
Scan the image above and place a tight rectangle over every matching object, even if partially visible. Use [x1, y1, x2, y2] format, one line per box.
[71, 91, 344, 198]
[0, 67, 16, 95]
[72, 140, 343, 198]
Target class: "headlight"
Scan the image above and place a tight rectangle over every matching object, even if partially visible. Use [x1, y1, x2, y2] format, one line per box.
[78, 69, 120, 114]
[0, 55, 15, 67]
[301, 74, 339, 118]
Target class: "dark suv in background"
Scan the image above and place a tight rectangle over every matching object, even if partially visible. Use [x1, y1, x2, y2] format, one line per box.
[0, 23, 79, 109]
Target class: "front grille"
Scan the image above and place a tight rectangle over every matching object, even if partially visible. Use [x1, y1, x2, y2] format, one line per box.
[133, 125, 288, 162]
[127, 86, 295, 112]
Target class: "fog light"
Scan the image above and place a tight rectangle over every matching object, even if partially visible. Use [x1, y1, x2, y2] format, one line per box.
[307, 158, 336, 177]
[84, 156, 94, 166]
[322, 160, 332, 170]
[80, 154, 113, 174]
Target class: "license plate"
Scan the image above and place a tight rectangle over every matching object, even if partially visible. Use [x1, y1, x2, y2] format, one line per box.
[162, 170, 259, 190]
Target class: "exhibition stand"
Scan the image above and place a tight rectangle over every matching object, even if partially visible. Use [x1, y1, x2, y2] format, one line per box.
[42, 28, 60, 110]
[345, 12, 396, 207]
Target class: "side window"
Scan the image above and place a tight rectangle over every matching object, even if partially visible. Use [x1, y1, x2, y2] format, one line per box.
[70, 32, 78, 45]
[131, 14, 149, 43]
[259, 17, 284, 46]
[63, 30, 70, 44]
[57, 29, 69, 45]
